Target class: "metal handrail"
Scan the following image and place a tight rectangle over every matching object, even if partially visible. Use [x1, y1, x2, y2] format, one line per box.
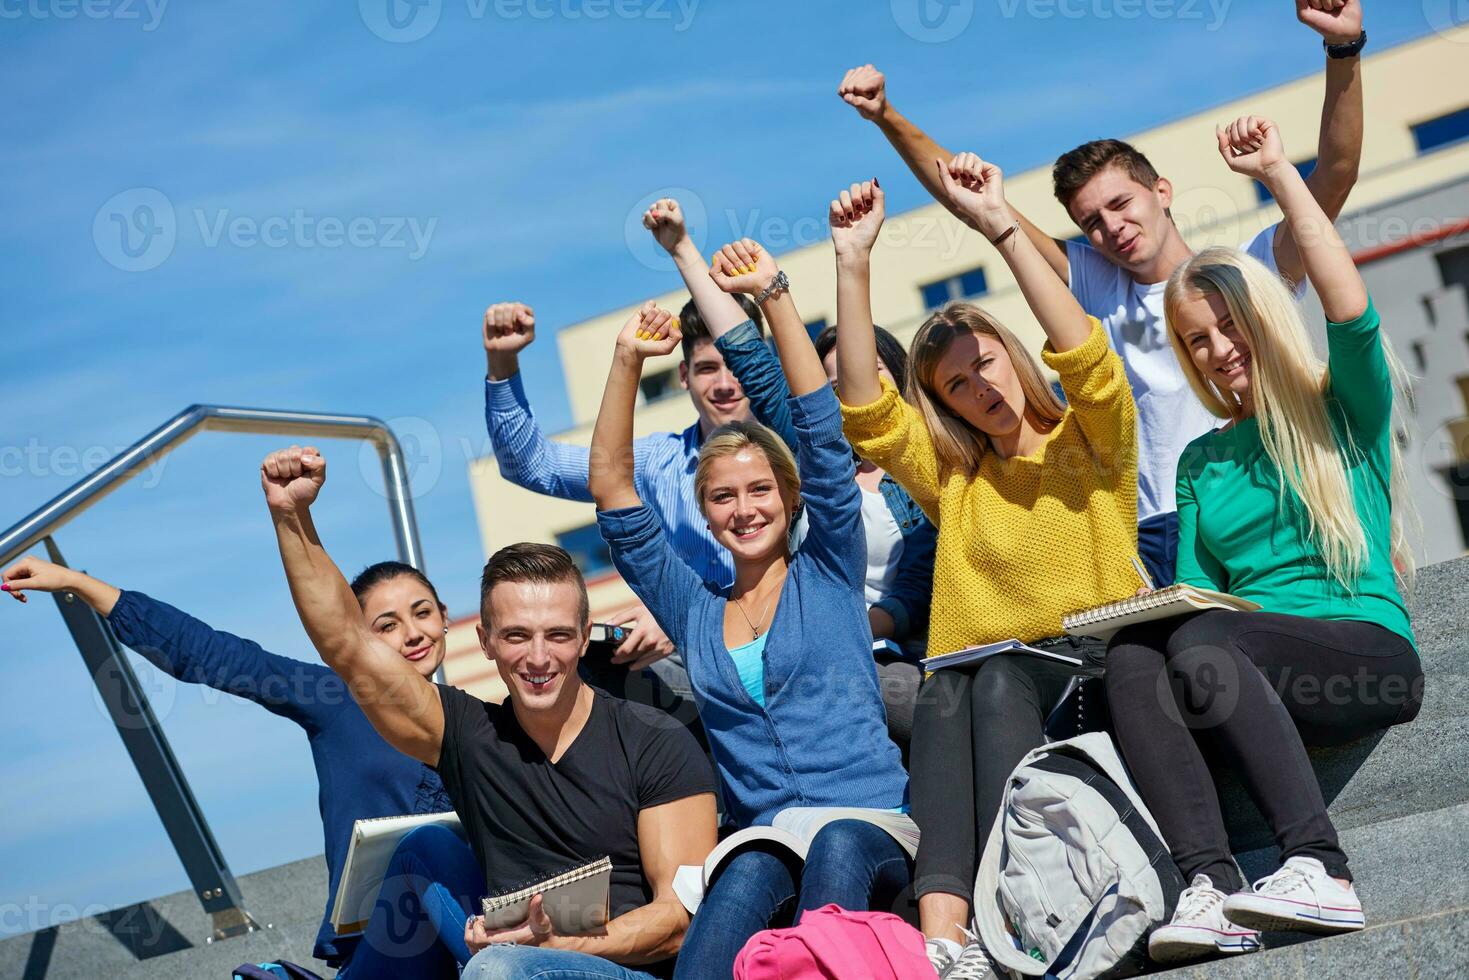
[0, 404, 425, 570]
[1, 405, 430, 943]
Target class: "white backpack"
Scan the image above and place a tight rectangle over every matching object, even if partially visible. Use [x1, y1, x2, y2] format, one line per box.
[973, 733, 1186, 979]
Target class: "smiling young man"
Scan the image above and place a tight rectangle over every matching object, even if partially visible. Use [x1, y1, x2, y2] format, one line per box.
[839, 0, 1369, 583]
[483, 300, 764, 593]
[482, 298, 767, 687]
[262, 445, 718, 980]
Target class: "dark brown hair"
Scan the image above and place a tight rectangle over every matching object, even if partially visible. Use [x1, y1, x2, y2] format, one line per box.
[479, 543, 589, 628]
[1052, 139, 1162, 213]
[678, 294, 764, 361]
[350, 561, 441, 607]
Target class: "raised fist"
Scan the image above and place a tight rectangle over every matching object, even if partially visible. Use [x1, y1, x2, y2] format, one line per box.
[1297, 0, 1361, 45]
[708, 239, 779, 298]
[642, 198, 689, 256]
[483, 302, 536, 354]
[615, 301, 682, 359]
[261, 445, 327, 515]
[936, 153, 1012, 240]
[829, 180, 885, 258]
[1216, 115, 1287, 182]
[838, 65, 887, 122]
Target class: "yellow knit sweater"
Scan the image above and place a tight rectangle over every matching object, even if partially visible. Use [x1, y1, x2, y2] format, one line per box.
[841, 319, 1139, 653]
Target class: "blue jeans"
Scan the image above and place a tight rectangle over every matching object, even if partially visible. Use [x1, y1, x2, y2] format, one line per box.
[673, 819, 913, 980]
[462, 944, 659, 979]
[1137, 512, 1179, 587]
[337, 824, 487, 979]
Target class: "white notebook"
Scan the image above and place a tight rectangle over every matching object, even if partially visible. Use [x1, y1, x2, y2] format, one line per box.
[332, 811, 463, 933]
[481, 856, 612, 935]
[1063, 585, 1260, 640]
[921, 638, 1083, 672]
[672, 807, 920, 915]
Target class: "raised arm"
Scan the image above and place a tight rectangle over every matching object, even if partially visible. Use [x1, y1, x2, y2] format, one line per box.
[1273, 0, 1366, 283]
[483, 302, 599, 502]
[644, 197, 798, 449]
[708, 240, 827, 398]
[829, 179, 886, 409]
[1219, 116, 1367, 322]
[838, 64, 1068, 281]
[262, 445, 443, 764]
[587, 303, 682, 513]
[937, 153, 1094, 353]
[644, 199, 749, 340]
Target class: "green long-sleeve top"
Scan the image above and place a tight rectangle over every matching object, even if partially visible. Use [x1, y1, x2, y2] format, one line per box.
[1174, 297, 1414, 646]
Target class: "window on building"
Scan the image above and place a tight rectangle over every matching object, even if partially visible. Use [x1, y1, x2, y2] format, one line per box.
[1253, 158, 1317, 204]
[639, 367, 680, 404]
[556, 522, 613, 576]
[1412, 106, 1469, 155]
[920, 265, 989, 309]
[1436, 245, 1469, 300]
[1446, 463, 1469, 553]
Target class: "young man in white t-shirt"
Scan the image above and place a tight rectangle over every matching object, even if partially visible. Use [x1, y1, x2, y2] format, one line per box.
[838, 0, 1368, 584]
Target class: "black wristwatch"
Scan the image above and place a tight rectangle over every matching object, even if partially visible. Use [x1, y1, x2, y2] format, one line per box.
[1325, 29, 1366, 59]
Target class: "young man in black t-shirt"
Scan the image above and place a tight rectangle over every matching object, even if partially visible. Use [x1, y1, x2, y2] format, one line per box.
[262, 445, 718, 980]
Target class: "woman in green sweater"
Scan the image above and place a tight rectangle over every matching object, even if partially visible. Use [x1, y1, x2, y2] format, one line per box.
[1107, 114, 1424, 966]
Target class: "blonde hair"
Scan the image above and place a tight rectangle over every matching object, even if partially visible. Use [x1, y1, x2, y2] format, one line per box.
[905, 302, 1066, 479]
[694, 420, 801, 518]
[1164, 247, 1417, 591]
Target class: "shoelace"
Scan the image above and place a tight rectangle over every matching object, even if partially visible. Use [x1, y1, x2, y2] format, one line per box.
[1175, 881, 1225, 922]
[1253, 862, 1312, 899]
[944, 927, 993, 980]
[924, 938, 955, 974]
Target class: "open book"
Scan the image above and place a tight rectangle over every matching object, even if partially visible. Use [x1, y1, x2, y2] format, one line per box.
[481, 855, 612, 934]
[672, 807, 920, 915]
[1063, 585, 1261, 640]
[332, 811, 463, 933]
[921, 638, 1084, 672]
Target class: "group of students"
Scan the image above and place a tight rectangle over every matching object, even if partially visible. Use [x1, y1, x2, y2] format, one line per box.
[2, 3, 1431, 977]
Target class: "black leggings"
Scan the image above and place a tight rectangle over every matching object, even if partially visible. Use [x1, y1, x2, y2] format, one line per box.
[909, 648, 1098, 902]
[1106, 610, 1422, 890]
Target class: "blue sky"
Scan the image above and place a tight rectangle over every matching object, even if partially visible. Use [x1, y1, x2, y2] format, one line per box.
[0, 0, 1446, 939]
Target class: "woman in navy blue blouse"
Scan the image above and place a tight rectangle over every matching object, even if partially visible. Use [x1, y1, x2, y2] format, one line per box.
[587, 243, 913, 980]
[2, 555, 479, 978]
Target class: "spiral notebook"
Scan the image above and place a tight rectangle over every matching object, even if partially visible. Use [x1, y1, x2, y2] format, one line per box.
[481, 856, 612, 934]
[332, 811, 463, 933]
[1062, 585, 1260, 640]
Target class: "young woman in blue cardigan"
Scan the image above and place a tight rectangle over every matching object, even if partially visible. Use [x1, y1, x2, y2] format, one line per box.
[588, 253, 913, 980]
[2, 555, 479, 978]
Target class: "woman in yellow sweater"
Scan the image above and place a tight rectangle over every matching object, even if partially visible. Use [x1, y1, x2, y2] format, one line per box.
[833, 159, 1138, 970]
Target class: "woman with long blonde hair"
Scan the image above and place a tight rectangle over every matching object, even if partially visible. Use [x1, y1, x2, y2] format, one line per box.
[1107, 116, 1424, 966]
[835, 163, 1139, 974]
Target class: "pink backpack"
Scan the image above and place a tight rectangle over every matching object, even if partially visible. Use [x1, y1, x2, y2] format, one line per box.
[733, 904, 935, 979]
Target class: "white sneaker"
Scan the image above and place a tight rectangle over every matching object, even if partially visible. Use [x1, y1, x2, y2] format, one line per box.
[943, 927, 994, 979]
[1148, 874, 1263, 963]
[1223, 856, 1366, 934]
[924, 937, 957, 977]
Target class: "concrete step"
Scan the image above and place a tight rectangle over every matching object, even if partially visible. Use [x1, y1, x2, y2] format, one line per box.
[0, 856, 326, 980]
[1234, 802, 1469, 930]
[1155, 905, 1469, 979]
[1220, 556, 1469, 853]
